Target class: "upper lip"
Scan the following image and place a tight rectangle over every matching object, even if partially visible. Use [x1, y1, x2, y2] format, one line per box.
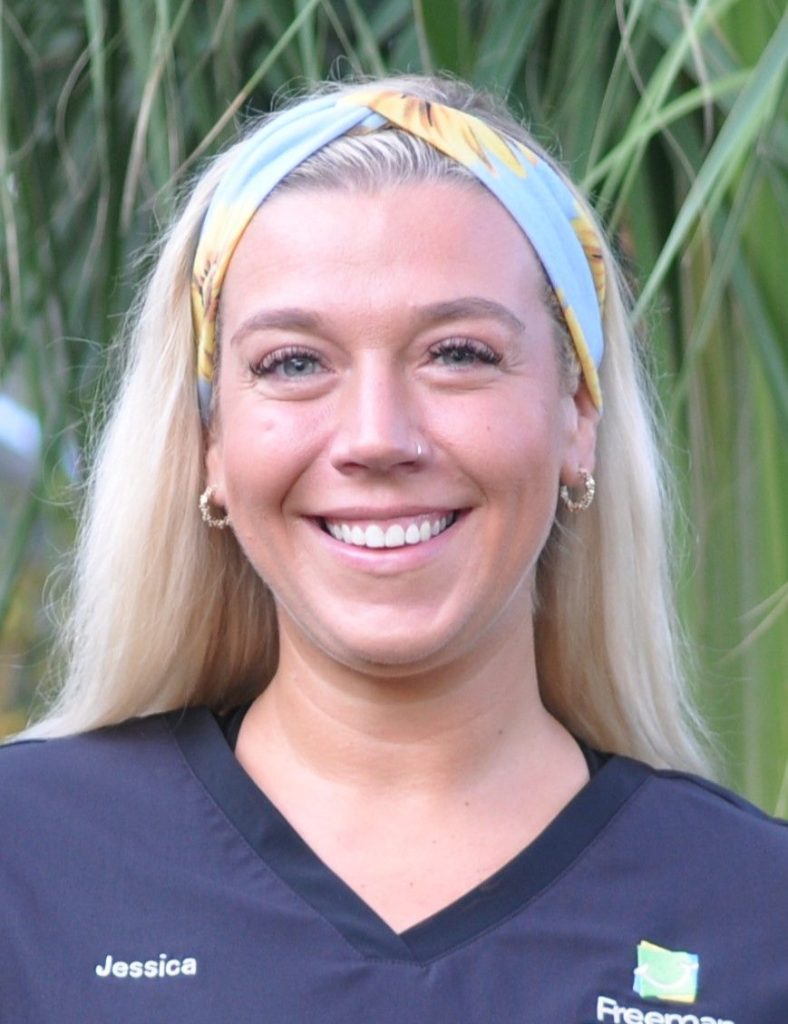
[315, 506, 460, 520]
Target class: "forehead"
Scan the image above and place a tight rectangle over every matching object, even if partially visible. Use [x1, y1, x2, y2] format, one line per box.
[219, 181, 549, 325]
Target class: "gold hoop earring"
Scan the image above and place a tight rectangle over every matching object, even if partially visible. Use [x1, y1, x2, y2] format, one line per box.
[199, 486, 230, 529]
[560, 469, 595, 513]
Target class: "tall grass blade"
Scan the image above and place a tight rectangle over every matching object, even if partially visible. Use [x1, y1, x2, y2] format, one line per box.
[635, 11, 788, 319]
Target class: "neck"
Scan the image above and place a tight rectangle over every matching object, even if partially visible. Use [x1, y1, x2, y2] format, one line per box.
[239, 613, 576, 795]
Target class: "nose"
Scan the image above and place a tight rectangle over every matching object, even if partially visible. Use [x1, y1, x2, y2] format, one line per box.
[329, 358, 423, 473]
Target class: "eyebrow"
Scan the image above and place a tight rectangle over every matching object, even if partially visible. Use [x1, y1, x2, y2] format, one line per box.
[228, 296, 526, 347]
[415, 298, 526, 335]
[228, 308, 327, 347]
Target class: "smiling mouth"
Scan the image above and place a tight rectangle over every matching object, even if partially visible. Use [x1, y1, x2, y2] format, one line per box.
[320, 512, 459, 550]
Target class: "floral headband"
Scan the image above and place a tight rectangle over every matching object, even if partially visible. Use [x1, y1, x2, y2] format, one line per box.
[192, 88, 606, 420]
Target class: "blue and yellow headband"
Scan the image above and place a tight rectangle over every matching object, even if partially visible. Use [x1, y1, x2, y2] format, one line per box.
[192, 88, 606, 419]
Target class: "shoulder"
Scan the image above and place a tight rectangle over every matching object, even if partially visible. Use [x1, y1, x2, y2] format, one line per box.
[626, 758, 785, 844]
[568, 757, 787, 1016]
[593, 754, 786, 894]
[0, 711, 198, 828]
[0, 713, 173, 780]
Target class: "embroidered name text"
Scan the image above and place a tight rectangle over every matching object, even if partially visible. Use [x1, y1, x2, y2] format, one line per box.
[95, 953, 198, 979]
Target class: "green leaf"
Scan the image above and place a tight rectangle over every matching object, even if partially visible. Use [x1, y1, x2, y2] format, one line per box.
[635, 9, 788, 319]
[412, 0, 472, 75]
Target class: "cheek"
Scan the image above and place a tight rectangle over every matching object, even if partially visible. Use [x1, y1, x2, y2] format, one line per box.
[435, 394, 565, 489]
[216, 401, 321, 511]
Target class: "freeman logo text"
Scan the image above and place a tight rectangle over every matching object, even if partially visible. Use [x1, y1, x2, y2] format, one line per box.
[596, 996, 734, 1024]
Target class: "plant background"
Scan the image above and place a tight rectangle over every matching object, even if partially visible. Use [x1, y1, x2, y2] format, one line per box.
[1, 0, 785, 812]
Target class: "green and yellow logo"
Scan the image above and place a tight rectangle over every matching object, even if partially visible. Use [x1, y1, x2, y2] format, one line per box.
[633, 940, 699, 1003]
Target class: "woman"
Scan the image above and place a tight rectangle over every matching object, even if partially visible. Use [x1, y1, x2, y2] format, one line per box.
[1, 76, 784, 1023]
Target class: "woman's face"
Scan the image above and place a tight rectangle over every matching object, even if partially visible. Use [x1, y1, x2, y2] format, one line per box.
[207, 181, 598, 675]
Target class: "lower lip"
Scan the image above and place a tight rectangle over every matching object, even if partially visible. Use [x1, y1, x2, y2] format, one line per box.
[309, 513, 467, 573]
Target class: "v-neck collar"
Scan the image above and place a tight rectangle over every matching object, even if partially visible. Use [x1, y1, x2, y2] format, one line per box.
[169, 707, 649, 963]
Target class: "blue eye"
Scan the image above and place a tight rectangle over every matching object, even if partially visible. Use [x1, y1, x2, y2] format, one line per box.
[431, 338, 501, 367]
[255, 347, 323, 378]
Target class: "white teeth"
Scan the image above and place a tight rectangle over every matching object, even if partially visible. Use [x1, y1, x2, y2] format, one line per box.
[365, 525, 385, 548]
[325, 513, 456, 549]
[384, 524, 405, 548]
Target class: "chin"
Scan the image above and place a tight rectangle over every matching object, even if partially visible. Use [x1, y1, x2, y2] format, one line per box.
[340, 637, 450, 672]
[311, 620, 468, 676]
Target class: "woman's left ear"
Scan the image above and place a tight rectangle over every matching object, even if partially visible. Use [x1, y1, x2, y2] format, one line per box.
[561, 379, 600, 484]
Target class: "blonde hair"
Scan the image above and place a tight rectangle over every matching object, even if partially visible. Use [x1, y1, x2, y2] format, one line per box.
[26, 76, 710, 774]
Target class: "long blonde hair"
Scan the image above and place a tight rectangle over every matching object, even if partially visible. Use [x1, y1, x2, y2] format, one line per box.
[26, 76, 710, 774]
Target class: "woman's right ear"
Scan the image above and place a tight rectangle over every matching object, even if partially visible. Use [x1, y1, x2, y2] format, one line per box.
[204, 427, 227, 509]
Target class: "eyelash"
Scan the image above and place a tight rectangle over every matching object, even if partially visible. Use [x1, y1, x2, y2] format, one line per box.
[252, 346, 324, 378]
[429, 338, 502, 367]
